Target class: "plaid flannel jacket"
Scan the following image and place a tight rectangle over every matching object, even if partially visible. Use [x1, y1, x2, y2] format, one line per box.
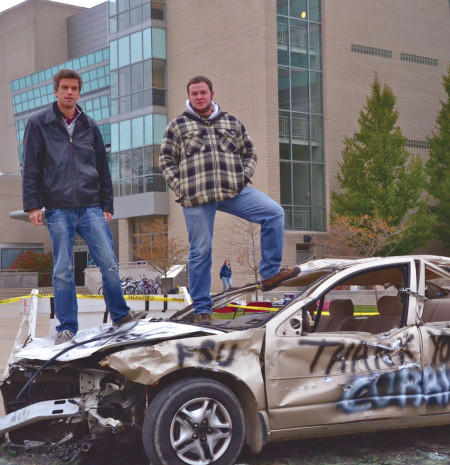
[159, 110, 257, 207]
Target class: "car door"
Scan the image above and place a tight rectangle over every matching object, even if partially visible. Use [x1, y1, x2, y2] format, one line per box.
[264, 258, 424, 433]
[417, 259, 450, 417]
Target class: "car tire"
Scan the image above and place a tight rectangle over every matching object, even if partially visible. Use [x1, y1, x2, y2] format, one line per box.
[142, 377, 246, 465]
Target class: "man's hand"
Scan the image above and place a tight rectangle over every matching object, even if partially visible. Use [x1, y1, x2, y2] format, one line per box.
[103, 211, 112, 222]
[28, 209, 43, 226]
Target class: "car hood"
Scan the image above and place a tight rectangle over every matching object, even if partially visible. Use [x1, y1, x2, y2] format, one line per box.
[14, 320, 224, 363]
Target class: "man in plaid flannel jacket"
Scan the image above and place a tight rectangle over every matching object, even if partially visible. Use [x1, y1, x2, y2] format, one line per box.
[159, 76, 299, 324]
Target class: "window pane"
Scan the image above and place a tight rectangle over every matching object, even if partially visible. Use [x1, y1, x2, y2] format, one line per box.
[277, 0, 288, 15]
[143, 28, 152, 59]
[132, 147, 144, 177]
[119, 120, 131, 150]
[153, 59, 165, 88]
[130, 6, 142, 27]
[289, 0, 307, 18]
[311, 164, 324, 207]
[279, 111, 290, 145]
[277, 17, 289, 66]
[278, 66, 290, 110]
[280, 162, 291, 204]
[153, 114, 167, 143]
[151, 28, 166, 59]
[118, 36, 130, 67]
[311, 115, 323, 162]
[309, 0, 321, 22]
[144, 114, 153, 146]
[291, 69, 308, 112]
[111, 122, 119, 152]
[143, 59, 152, 89]
[290, 19, 308, 68]
[310, 71, 322, 114]
[119, 66, 131, 96]
[292, 162, 310, 206]
[131, 62, 143, 93]
[132, 116, 144, 148]
[130, 31, 143, 63]
[309, 23, 321, 70]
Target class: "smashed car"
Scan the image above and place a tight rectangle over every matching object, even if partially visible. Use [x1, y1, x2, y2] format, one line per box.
[1, 255, 450, 465]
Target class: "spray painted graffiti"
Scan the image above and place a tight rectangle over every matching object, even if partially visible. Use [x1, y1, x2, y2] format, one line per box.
[177, 340, 238, 367]
[300, 333, 416, 375]
[340, 365, 450, 413]
[428, 333, 450, 365]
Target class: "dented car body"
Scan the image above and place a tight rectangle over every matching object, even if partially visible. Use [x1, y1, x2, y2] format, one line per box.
[1, 255, 450, 465]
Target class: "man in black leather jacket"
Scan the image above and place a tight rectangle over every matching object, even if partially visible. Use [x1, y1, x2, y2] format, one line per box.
[22, 69, 133, 345]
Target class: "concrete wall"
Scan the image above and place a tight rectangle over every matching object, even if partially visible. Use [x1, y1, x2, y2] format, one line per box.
[0, 0, 83, 175]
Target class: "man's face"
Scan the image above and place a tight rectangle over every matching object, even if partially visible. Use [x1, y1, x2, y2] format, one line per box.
[54, 78, 80, 114]
[188, 81, 214, 117]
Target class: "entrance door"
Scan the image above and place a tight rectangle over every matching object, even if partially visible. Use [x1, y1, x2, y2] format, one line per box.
[73, 251, 88, 286]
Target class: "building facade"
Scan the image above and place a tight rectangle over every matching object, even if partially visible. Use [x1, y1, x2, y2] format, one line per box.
[1, 0, 449, 290]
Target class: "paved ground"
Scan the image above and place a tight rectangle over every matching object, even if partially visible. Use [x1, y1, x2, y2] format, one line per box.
[1, 297, 450, 465]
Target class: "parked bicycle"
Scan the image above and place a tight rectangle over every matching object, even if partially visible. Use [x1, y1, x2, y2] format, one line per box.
[98, 276, 136, 295]
[134, 274, 161, 295]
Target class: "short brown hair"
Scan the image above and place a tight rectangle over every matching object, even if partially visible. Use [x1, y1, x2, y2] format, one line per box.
[53, 69, 83, 92]
[186, 76, 213, 94]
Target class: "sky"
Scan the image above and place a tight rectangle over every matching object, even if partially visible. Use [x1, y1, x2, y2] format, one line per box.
[0, 0, 105, 14]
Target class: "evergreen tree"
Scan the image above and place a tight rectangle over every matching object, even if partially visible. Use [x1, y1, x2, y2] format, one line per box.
[331, 74, 435, 254]
[426, 65, 450, 251]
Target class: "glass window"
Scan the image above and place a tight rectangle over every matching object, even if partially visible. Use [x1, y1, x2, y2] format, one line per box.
[153, 114, 167, 143]
[119, 66, 131, 96]
[130, 6, 143, 26]
[277, 17, 289, 66]
[119, 120, 131, 151]
[290, 19, 308, 68]
[130, 31, 143, 63]
[118, 0, 129, 13]
[110, 40, 118, 70]
[311, 115, 323, 162]
[309, 0, 321, 22]
[131, 62, 143, 93]
[311, 164, 324, 206]
[290, 0, 307, 18]
[118, 11, 130, 30]
[291, 69, 308, 112]
[110, 17, 117, 34]
[143, 28, 152, 59]
[144, 114, 153, 146]
[280, 161, 291, 204]
[293, 162, 310, 205]
[132, 116, 144, 148]
[309, 23, 321, 70]
[153, 59, 166, 88]
[277, 0, 288, 15]
[310, 71, 322, 114]
[143, 59, 152, 89]
[278, 66, 290, 110]
[152, 28, 166, 59]
[118, 36, 130, 68]
[111, 122, 119, 152]
[109, 0, 117, 15]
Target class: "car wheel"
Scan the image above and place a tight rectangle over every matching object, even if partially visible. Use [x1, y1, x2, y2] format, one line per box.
[142, 377, 246, 465]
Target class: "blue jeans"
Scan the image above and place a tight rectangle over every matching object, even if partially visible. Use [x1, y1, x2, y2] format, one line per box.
[183, 187, 284, 315]
[222, 277, 232, 291]
[45, 206, 129, 334]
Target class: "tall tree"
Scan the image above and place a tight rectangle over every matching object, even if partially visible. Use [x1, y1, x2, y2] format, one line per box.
[426, 65, 450, 251]
[331, 74, 435, 254]
[133, 217, 189, 286]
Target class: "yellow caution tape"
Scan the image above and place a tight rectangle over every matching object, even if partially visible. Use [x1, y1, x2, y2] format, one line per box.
[0, 296, 29, 305]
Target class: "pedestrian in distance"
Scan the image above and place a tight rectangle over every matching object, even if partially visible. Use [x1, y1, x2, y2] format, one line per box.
[159, 75, 300, 324]
[220, 259, 233, 292]
[22, 69, 135, 345]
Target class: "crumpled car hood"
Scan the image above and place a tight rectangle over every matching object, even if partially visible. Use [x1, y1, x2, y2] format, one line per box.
[14, 320, 223, 362]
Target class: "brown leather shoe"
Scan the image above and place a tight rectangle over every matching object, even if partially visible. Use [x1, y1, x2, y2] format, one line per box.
[261, 266, 300, 291]
[194, 313, 212, 324]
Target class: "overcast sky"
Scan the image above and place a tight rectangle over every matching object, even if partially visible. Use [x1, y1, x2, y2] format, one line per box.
[0, 0, 105, 14]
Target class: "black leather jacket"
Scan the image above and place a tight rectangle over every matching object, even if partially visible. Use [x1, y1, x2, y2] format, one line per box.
[22, 102, 114, 213]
